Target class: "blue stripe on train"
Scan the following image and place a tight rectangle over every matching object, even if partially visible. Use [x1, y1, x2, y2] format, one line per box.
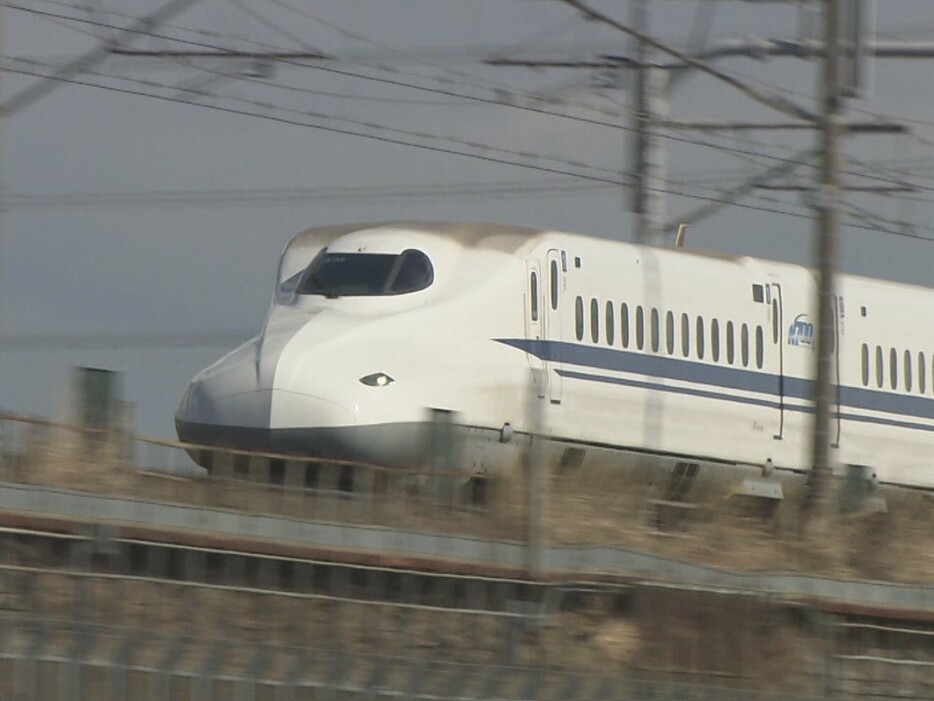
[496, 338, 934, 426]
[558, 369, 934, 433]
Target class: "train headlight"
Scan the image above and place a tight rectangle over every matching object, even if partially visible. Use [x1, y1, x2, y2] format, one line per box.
[359, 372, 395, 387]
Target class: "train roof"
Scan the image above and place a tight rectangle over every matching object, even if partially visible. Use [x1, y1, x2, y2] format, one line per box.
[284, 220, 772, 262]
[281, 221, 932, 295]
[284, 221, 550, 256]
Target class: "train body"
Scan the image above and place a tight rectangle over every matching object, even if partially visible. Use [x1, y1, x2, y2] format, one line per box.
[175, 221, 934, 490]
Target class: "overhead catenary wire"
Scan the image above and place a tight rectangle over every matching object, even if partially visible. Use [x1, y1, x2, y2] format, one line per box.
[0, 2, 827, 153]
[3, 43, 803, 192]
[6, 1, 649, 127]
[13, 0, 933, 199]
[667, 177, 934, 244]
[29, 0, 637, 118]
[3, 59, 623, 181]
[20, 156, 916, 209]
[7, 63, 934, 245]
[18, 0, 931, 173]
[0, 65, 856, 227]
[0, 0, 199, 116]
[224, 0, 319, 56]
[2, 179, 618, 210]
[559, 0, 816, 121]
[9, 1, 934, 245]
[0, 332, 255, 351]
[19, 1, 934, 201]
[264, 0, 586, 98]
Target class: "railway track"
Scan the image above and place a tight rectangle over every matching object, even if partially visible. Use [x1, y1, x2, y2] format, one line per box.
[3, 509, 934, 698]
[3, 416, 934, 697]
[0, 524, 623, 618]
[1, 480, 934, 622]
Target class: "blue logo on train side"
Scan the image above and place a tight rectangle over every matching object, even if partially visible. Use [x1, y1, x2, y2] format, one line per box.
[787, 314, 814, 349]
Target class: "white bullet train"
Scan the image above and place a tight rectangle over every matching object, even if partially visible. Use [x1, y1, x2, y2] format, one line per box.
[176, 221, 934, 491]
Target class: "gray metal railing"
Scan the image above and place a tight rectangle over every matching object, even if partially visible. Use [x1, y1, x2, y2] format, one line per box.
[0, 615, 829, 701]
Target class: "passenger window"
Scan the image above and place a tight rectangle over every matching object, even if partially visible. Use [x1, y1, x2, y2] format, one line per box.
[529, 272, 538, 322]
[696, 317, 705, 360]
[636, 306, 645, 350]
[575, 296, 584, 341]
[755, 325, 764, 369]
[741, 324, 750, 367]
[591, 298, 600, 344]
[666, 311, 675, 355]
[621, 303, 630, 348]
[890, 347, 898, 390]
[605, 301, 615, 346]
[861, 344, 869, 387]
[726, 321, 735, 365]
[876, 345, 883, 388]
[651, 308, 660, 353]
[681, 314, 690, 358]
[905, 350, 912, 392]
[920, 352, 927, 394]
[550, 261, 559, 310]
[711, 319, 720, 362]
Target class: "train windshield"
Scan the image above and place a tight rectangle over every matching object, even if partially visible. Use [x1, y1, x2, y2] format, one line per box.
[296, 248, 433, 298]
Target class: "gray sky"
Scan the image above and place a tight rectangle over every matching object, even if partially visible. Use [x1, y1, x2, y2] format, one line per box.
[4, 0, 934, 439]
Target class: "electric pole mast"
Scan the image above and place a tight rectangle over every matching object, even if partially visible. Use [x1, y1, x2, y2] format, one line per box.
[629, 0, 667, 245]
[808, 0, 842, 514]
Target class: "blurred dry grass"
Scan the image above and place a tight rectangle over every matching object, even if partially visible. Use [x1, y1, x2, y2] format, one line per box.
[5, 424, 934, 584]
[547, 460, 934, 584]
[0, 570, 824, 693]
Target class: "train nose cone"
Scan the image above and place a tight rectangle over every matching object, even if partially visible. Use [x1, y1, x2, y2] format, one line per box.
[175, 339, 273, 448]
[175, 327, 358, 455]
[175, 384, 274, 445]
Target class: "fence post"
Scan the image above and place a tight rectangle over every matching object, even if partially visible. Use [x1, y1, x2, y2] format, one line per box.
[283, 460, 304, 518]
[109, 629, 142, 701]
[823, 612, 839, 699]
[63, 620, 95, 701]
[237, 643, 271, 701]
[279, 648, 309, 701]
[0, 419, 10, 481]
[156, 634, 191, 701]
[193, 637, 228, 701]
[18, 620, 48, 701]
[525, 371, 547, 579]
